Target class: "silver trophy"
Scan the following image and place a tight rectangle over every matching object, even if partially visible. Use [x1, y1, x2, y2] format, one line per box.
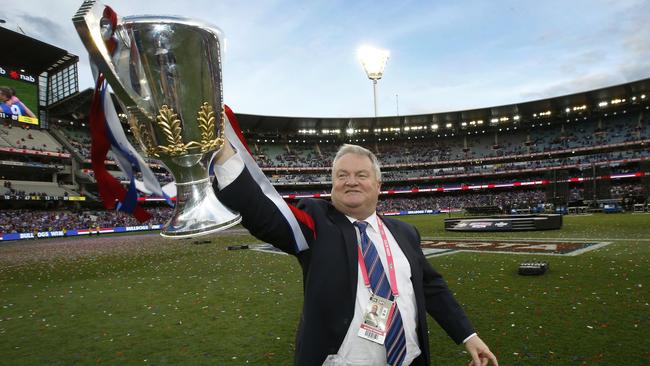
[73, 1, 241, 238]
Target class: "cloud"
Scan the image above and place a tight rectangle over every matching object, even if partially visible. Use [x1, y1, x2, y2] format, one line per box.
[520, 73, 621, 100]
[9, 12, 66, 44]
[5, 0, 650, 117]
[617, 11, 650, 82]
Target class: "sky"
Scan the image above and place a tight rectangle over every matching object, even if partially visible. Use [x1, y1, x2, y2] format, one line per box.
[2, 0, 650, 118]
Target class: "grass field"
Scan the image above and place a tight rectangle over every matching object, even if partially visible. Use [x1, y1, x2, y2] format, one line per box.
[0, 213, 648, 365]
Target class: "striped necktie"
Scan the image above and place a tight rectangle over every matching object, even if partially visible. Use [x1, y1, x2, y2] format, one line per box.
[354, 220, 407, 366]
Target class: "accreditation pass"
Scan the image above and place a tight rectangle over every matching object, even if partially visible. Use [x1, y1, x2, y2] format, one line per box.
[358, 294, 394, 344]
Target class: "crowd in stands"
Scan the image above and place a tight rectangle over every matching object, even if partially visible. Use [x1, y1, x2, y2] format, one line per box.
[610, 183, 647, 199]
[257, 140, 649, 172]
[1, 182, 646, 234]
[267, 150, 649, 185]
[0, 110, 646, 221]
[251, 112, 649, 168]
[568, 183, 647, 201]
[0, 207, 173, 234]
[55, 111, 649, 172]
[69, 136, 91, 157]
[0, 190, 546, 234]
[376, 189, 546, 213]
[256, 144, 329, 168]
[57, 125, 153, 163]
[82, 169, 174, 185]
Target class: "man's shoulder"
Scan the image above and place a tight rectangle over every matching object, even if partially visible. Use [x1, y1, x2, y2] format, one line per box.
[296, 197, 331, 213]
[381, 215, 419, 237]
[381, 215, 412, 228]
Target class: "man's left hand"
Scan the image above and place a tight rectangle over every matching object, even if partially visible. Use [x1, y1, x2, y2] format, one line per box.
[464, 335, 498, 366]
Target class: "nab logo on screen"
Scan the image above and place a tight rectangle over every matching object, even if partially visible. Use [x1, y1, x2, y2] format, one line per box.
[3, 68, 35, 83]
[19, 74, 36, 83]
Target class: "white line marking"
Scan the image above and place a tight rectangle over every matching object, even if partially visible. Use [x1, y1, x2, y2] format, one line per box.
[421, 241, 613, 257]
[423, 236, 650, 242]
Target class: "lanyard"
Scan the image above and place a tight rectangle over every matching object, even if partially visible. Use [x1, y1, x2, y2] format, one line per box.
[356, 217, 399, 297]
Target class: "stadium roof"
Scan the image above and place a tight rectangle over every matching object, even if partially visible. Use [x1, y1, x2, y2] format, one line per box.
[48, 88, 94, 120]
[234, 77, 650, 132]
[0, 27, 78, 75]
[52, 77, 650, 133]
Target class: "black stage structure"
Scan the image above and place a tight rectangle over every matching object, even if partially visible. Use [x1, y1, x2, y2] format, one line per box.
[444, 214, 563, 231]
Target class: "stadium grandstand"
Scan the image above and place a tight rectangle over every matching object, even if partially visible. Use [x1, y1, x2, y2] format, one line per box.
[1, 26, 650, 240]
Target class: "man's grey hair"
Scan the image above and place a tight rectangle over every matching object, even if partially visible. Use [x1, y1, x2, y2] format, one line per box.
[332, 144, 382, 182]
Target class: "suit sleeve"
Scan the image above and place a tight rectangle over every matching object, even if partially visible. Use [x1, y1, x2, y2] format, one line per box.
[214, 166, 316, 255]
[413, 227, 476, 344]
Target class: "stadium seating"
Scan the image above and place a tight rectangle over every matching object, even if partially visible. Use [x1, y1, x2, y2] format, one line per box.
[3, 180, 74, 196]
[1, 73, 649, 237]
[0, 123, 62, 152]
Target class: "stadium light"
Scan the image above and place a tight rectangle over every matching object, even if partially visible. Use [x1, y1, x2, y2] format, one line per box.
[358, 45, 390, 117]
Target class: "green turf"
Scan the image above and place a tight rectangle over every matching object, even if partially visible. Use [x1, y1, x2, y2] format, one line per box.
[0, 213, 648, 365]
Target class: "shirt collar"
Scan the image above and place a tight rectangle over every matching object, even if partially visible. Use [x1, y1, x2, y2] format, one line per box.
[345, 211, 379, 232]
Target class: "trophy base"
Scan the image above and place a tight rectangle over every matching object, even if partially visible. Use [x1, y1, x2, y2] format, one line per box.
[160, 178, 241, 239]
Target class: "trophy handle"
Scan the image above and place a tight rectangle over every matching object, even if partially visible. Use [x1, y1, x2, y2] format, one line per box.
[73, 1, 227, 125]
[73, 0, 150, 120]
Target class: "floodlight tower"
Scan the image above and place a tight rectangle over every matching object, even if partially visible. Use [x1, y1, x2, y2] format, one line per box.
[358, 45, 389, 117]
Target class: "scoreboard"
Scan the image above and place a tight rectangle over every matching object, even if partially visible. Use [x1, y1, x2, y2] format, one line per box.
[0, 65, 39, 125]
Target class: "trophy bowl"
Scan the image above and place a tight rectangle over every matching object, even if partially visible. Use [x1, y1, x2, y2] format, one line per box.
[73, 1, 241, 238]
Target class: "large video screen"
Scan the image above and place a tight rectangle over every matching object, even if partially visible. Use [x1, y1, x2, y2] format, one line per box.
[0, 65, 39, 125]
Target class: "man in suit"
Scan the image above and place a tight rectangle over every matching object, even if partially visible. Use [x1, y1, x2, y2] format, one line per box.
[213, 142, 497, 366]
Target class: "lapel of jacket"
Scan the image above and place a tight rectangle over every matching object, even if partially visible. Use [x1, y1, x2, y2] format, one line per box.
[380, 215, 418, 269]
[327, 204, 359, 292]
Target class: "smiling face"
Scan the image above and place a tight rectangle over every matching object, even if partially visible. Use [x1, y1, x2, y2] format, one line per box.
[331, 153, 381, 220]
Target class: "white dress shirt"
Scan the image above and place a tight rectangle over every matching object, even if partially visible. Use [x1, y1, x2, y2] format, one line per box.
[323, 212, 421, 366]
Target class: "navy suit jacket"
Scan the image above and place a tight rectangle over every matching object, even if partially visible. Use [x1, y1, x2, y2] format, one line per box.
[215, 167, 475, 366]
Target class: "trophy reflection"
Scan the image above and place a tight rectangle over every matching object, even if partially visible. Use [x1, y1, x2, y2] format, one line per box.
[73, 0, 241, 238]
